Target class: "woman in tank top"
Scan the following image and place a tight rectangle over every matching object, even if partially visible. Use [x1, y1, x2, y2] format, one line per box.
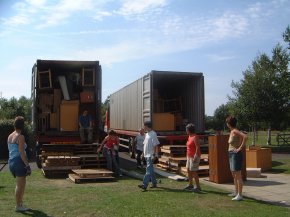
[7, 116, 31, 212]
[226, 116, 247, 201]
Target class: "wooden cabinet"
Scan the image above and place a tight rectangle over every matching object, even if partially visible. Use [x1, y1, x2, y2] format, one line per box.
[60, 100, 79, 131]
[208, 135, 246, 184]
[246, 148, 272, 171]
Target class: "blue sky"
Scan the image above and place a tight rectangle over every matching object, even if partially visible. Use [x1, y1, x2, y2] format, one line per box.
[0, 0, 289, 115]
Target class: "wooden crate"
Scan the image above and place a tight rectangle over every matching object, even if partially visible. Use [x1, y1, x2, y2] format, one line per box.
[246, 148, 272, 171]
[208, 135, 246, 184]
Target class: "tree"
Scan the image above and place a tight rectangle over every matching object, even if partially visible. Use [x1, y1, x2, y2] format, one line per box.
[213, 104, 230, 131]
[230, 43, 289, 145]
[0, 96, 31, 121]
[283, 25, 290, 50]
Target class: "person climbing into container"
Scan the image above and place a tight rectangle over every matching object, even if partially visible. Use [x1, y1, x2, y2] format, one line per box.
[97, 130, 122, 177]
[226, 116, 247, 201]
[138, 121, 160, 191]
[79, 110, 93, 144]
[183, 123, 202, 193]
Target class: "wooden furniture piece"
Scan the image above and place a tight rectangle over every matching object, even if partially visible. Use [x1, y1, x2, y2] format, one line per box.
[38, 70, 52, 89]
[208, 135, 246, 184]
[82, 68, 95, 86]
[60, 100, 79, 131]
[246, 148, 272, 171]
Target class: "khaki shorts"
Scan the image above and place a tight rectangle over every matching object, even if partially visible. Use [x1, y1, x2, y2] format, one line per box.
[186, 156, 200, 172]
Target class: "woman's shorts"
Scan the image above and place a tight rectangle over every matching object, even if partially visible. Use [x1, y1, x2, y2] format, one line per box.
[186, 156, 200, 172]
[9, 156, 27, 178]
[229, 151, 243, 172]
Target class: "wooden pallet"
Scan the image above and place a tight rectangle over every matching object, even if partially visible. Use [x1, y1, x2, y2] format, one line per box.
[69, 169, 115, 183]
[180, 165, 209, 176]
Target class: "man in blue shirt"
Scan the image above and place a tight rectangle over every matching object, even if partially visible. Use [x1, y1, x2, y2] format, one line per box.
[79, 110, 93, 143]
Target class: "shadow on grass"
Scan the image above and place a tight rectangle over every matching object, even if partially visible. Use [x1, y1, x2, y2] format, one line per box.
[17, 209, 51, 217]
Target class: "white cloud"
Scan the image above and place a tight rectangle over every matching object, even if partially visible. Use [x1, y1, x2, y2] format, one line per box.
[119, 0, 167, 16]
[93, 11, 113, 21]
[207, 54, 236, 62]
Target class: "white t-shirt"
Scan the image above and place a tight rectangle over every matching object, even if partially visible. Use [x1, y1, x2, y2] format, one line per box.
[143, 130, 160, 157]
[135, 134, 145, 151]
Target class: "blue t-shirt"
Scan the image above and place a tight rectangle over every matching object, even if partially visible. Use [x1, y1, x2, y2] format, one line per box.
[79, 115, 92, 128]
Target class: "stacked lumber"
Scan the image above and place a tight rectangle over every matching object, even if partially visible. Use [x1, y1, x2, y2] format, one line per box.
[69, 169, 114, 183]
[157, 145, 209, 176]
[44, 156, 80, 166]
[41, 143, 107, 178]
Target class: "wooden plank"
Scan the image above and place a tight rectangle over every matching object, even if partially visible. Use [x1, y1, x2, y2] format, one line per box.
[68, 173, 114, 184]
[42, 164, 81, 171]
[72, 169, 113, 175]
[162, 145, 186, 150]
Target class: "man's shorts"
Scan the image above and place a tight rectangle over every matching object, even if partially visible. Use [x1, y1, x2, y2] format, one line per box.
[186, 156, 200, 172]
[229, 151, 243, 172]
[9, 156, 27, 178]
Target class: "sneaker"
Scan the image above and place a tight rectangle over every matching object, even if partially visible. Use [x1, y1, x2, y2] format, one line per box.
[192, 187, 201, 193]
[228, 192, 237, 197]
[183, 185, 193, 191]
[138, 184, 147, 191]
[232, 194, 243, 201]
[15, 205, 31, 212]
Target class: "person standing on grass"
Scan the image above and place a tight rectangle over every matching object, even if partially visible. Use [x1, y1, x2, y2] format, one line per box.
[183, 123, 202, 193]
[134, 128, 146, 169]
[138, 121, 160, 191]
[8, 116, 31, 212]
[226, 116, 247, 201]
[97, 130, 122, 176]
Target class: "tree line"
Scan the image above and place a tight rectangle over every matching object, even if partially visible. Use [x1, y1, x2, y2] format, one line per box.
[206, 26, 290, 143]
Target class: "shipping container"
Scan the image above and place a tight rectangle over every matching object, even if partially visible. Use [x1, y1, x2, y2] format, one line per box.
[109, 70, 205, 149]
[31, 59, 102, 170]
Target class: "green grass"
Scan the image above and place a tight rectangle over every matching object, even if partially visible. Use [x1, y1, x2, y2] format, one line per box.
[247, 131, 290, 147]
[271, 158, 290, 174]
[0, 170, 289, 217]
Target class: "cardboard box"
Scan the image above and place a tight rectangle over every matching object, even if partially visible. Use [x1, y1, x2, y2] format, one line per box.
[246, 148, 272, 171]
[60, 100, 79, 131]
[153, 113, 175, 131]
[80, 91, 95, 103]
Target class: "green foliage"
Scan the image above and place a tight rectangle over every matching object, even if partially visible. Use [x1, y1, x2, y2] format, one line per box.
[0, 96, 32, 121]
[229, 44, 290, 129]
[101, 95, 110, 123]
[0, 119, 34, 160]
[283, 25, 290, 49]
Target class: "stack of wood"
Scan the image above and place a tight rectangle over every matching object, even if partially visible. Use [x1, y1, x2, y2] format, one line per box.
[157, 145, 209, 176]
[69, 169, 114, 183]
[44, 156, 80, 167]
[40, 143, 107, 178]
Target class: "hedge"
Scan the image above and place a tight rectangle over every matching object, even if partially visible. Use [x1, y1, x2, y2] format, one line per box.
[0, 119, 35, 160]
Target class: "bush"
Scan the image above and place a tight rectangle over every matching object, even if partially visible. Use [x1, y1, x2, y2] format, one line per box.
[0, 119, 35, 160]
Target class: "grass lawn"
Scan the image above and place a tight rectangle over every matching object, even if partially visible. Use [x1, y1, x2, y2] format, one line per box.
[0, 170, 290, 217]
[271, 157, 290, 174]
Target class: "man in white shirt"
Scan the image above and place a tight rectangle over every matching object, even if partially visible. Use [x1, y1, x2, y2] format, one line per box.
[138, 121, 160, 191]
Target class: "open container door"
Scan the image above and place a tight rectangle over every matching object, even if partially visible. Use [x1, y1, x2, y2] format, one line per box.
[142, 73, 152, 124]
